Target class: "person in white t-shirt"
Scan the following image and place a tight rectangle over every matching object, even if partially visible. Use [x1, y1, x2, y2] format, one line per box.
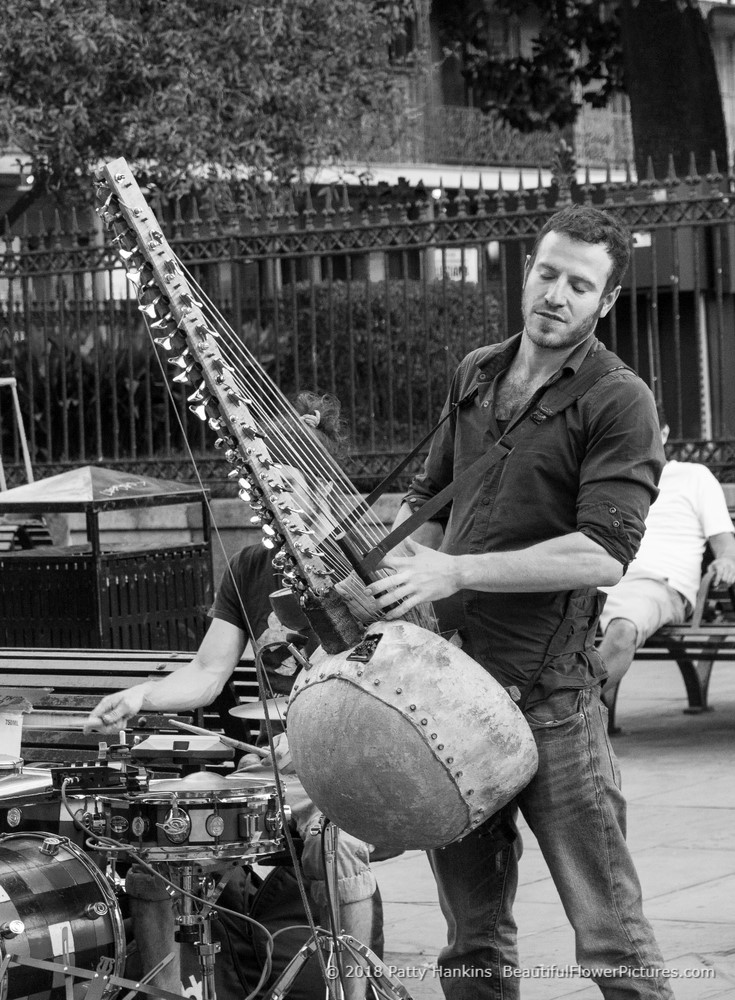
[598, 406, 735, 706]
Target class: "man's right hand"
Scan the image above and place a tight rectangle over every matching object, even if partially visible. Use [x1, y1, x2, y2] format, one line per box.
[84, 686, 147, 733]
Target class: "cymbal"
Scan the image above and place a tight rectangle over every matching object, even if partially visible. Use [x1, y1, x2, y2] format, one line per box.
[229, 698, 289, 721]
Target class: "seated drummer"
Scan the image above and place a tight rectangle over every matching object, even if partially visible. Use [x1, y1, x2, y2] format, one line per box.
[85, 392, 381, 1000]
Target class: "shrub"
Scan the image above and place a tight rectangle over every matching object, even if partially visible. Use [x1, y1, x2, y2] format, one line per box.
[257, 278, 503, 446]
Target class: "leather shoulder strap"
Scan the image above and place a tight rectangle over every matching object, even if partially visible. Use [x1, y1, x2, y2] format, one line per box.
[357, 348, 631, 576]
[526, 347, 631, 426]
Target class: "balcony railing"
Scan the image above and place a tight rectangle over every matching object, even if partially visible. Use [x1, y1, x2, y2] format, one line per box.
[351, 103, 634, 170]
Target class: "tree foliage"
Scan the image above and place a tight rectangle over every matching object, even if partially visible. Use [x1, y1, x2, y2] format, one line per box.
[0, 0, 411, 222]
[437, 0, 727, 177]
[436, 0, 625, 133]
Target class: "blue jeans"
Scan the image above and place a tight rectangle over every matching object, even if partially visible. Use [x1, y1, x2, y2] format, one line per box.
[428, 686, 674, 1000]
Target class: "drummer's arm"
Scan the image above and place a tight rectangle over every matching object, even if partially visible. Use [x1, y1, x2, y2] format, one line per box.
[143, 618, 247, 710]
[84, 618, 246, 731]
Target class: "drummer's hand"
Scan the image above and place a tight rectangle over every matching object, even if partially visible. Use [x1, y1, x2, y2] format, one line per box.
[236, 734, 294, 774]
[84, 687, 146, 733]
[236, 751, 269, 771]
[366, 538, 462, 619]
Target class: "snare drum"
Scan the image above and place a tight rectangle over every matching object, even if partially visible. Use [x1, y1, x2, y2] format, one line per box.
[0, 832, 125, 1000]
[99, 772, 285, 865]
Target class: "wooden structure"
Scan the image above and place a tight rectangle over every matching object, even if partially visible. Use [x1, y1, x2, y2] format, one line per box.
[0, 647, 259, 764]
[0, 467, 213, 651]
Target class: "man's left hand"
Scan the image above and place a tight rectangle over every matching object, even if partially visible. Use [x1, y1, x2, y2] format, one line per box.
[366, 538, 462, 618]
[710, 557, 735, 587]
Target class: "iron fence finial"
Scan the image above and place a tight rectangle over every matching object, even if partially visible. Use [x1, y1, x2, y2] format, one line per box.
[551, 140, 575, 208]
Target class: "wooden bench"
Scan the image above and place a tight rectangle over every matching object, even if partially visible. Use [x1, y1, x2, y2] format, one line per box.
[0, 519, 55, 551]
[603, 565, 735, 732]
[0, 647, 261, 764]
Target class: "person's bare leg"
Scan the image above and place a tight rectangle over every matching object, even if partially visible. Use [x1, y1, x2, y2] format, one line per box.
[599, 617, 638, 706]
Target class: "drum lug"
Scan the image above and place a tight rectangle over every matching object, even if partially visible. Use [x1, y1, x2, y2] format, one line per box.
[158, 806, 192, 844]
[39, 836, 62, 856]
[84, 902, 109, 920]
[265, 804, 290, 834]
[0, 919, 24, 939]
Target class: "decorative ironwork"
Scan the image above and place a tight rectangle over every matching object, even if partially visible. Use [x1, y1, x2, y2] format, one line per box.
[3, 149, 735, 489]
[0, 453, 429, 496]
[667, 441, 735, 483]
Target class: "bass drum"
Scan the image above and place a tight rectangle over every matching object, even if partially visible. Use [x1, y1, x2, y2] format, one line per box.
[287, 620, 539, 852]
[0, 833, 125, 1000]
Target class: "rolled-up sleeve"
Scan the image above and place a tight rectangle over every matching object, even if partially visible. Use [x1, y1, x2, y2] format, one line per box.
[576, 371, 664, 568]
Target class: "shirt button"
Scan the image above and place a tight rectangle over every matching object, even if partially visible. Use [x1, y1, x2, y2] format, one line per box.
[481, 401, 489, 408]
[482, 497, 491, 505]
[609, 506, 617, 513]
[478, 374, 486, 381]
[613, 520, 620, 527]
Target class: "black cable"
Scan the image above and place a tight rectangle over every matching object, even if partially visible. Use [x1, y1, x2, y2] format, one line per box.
[253, 641, 340, 1000]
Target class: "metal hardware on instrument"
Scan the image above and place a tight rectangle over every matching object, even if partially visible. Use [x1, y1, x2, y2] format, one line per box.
[0, 921, 24, 940]
[96, 772, 285, 866]
[0, 756, 22, 777]
[97, 158, 365, 655]
[0, 763, 54, 804]
[0, 764, 92, 848]
[228, 697, 289, 721]
[49, 760, 148, 795]
[287, 620, 539, 852]
[38, 836, 62, 856]
[129, 734, 233, 764]
[166, 718, 268, 757]
[0, 833, 125, 1000]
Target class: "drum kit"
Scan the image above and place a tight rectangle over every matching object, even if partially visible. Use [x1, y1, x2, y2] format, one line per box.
[0, 647, 538, 1000]
[0, 739, 287, 1000]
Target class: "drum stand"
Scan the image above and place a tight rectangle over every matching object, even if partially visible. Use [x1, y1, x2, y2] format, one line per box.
[168, 862, 238, 1000]
[266, 821, 413, 1000]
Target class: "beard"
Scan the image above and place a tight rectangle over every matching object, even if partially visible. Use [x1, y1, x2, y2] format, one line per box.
[522, 295, 605, 351]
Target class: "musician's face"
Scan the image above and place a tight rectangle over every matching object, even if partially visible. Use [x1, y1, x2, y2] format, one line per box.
[522, 232, 620, 351]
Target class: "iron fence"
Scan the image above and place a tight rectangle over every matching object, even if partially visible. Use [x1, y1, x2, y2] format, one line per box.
[2, 151, 735, 494]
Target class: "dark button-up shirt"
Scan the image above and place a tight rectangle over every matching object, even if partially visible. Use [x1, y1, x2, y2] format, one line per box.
[404, 333, 664, 704]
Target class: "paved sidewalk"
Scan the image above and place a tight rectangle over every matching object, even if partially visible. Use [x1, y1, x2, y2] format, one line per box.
[374, 660, 735, 1000]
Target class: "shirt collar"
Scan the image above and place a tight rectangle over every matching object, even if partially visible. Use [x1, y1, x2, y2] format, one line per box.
[474, 332, 600, 383]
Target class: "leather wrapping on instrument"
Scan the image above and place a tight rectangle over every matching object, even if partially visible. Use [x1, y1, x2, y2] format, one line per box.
[287, 621, 538, 851]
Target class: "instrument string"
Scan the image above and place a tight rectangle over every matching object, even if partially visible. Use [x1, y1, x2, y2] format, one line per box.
[173, 261, 440, 629]
[201, 332, 372, 542]
[139, 256, 389, 622]
[177, 263, 391, 560]
[143, 245, 433, 629]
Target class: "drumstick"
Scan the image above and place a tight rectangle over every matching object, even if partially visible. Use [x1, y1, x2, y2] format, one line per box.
[166, 718, 269, 758]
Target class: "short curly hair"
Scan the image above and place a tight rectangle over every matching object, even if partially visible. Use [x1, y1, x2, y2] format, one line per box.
[292, 391, 348, 462]
[529, 205, 631, 293]
[260, 391, 348, 466]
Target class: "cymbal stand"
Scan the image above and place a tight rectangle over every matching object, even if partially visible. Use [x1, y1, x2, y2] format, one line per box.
[266, 820, 413, 1000]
